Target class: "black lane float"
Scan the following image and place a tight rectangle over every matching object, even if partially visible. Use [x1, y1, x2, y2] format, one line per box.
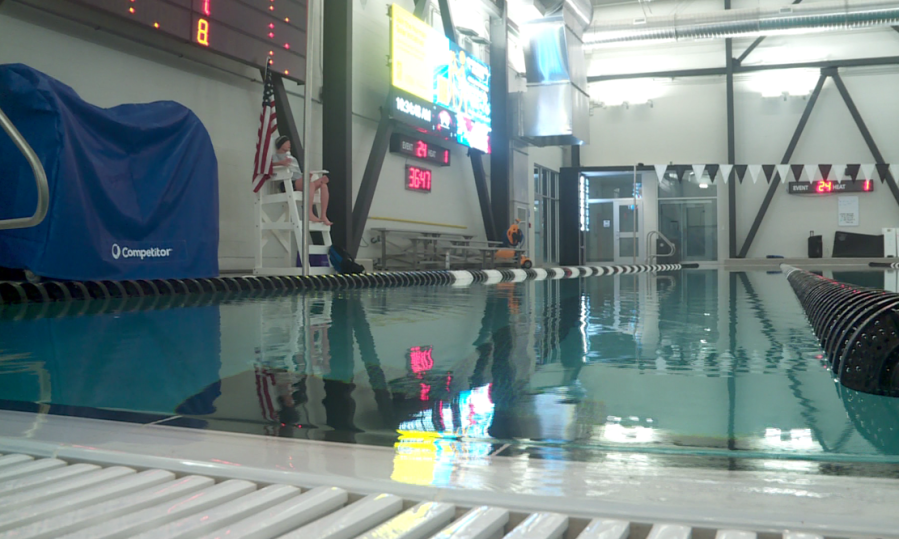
[783, 264, 899, 397]
[0, 264, 698, 306]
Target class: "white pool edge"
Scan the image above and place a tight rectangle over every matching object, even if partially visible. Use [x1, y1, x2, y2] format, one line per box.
[2, 410, 898, 537]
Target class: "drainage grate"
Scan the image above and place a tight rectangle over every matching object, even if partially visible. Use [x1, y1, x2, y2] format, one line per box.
[0, 452, 835, 539]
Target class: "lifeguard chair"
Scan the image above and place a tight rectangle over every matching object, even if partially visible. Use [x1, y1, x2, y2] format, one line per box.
[254, 165, 333, 276]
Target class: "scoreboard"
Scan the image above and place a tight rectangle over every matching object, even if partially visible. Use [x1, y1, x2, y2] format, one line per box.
[48, 0, 307, 81]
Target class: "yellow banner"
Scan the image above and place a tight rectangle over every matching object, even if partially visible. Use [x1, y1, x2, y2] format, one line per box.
[390, 4, 435, 102]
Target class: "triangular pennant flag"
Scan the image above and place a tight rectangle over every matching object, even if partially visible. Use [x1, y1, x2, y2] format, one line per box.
[776, 164, 790, 183]
[736, 165, 749, 184]
[674, 165, 690, 181]
[846, 164, 861, 181]
[791, 164, 805, 182]
[655, 164, 669, 181]
[705, 164, 720, 183]
[693, 164, 706, 182]
[820, 164, 835, 182]
[720, 164, 734, 185]
[892, 164, 899, 184]
[861, 163, 876, 182]
[876, 164, 891, 183]
[805, 164, 819, 182]
[749, 165, 763, 184]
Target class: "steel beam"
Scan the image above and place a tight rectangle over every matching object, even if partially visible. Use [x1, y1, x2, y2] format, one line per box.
[588, 67, 727, 83]
[271, 73, 304, 173]
[571, 145, 581, 168]
[587, 56, 899, 83]
[737, 56, 899, 72]
[437, 0, 457, 44]
[831, 72, 899, 208]
[471, 151, 498, 242]
[351, 110, 393, 257]
[738, 72, 828, 258]
[726, 39, 737, 259]
[322, 0, 353, 249]
[489, 6, 510, 239]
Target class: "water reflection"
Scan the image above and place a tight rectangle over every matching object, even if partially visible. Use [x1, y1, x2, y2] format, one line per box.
[2, 270, 899, 472]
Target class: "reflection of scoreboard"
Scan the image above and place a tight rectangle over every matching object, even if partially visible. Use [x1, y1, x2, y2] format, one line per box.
[39, 0, 307, 81]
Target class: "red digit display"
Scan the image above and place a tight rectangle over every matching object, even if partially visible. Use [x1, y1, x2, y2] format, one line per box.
[815, 180, 833, 193]
[406, 166, 432, 193]
[415, 140, 428, 159]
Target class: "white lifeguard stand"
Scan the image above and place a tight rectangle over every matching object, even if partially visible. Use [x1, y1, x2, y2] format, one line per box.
[254, 165, 333, 276]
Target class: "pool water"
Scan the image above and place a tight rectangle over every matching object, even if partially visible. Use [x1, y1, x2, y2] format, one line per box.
[2, 269, 899, 475]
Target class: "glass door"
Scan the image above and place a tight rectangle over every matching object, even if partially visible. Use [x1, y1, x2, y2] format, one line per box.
[659, 200, 717, 262]
[585, 199, 643, 264]
[615, 200, 642, 264]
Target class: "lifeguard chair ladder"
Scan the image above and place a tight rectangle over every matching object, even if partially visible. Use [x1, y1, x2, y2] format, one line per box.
[255, 166, 333, 276]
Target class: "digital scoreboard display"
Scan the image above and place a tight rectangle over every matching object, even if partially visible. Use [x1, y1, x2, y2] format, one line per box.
[787, 180, 874, 195]
[60, 0, 307, 80]
[389, 3, 491, 153]
[406, 165, 433, 193]
[389, 133, 451, 167]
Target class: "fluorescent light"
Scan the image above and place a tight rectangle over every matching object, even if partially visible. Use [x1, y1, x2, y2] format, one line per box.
[590, 79, 665, 107]
[699, 183, 709, 189]
[747, 69, 819, 98]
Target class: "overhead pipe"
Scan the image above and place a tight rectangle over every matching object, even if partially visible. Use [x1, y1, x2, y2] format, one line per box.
[585, 0, 899, 47]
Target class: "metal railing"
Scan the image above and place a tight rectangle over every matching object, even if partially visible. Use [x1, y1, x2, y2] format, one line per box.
[0, 106, 49, 230]
[646, 231, 676, 265]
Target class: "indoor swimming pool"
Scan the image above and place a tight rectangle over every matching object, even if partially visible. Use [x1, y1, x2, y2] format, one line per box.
[2, 269, 898, 478]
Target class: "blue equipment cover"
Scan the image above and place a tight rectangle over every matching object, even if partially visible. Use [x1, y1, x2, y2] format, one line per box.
[0, 64, 219, 280]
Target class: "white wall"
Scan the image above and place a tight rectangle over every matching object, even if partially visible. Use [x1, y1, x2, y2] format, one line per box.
[578, 0, 899, 260]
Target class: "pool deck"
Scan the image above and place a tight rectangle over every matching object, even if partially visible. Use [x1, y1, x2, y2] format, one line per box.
[2, 409, 898, 537]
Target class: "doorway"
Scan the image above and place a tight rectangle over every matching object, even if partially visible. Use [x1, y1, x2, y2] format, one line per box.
[586, 199, 643, 264]
[535, 165, 560, 267]
[659, 200, 717, 262]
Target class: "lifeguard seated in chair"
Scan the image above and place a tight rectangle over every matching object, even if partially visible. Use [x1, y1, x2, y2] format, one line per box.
[272, 135, 331, 226]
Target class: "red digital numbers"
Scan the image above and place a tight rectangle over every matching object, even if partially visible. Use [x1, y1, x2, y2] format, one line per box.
[863, 180, 873, 192]
[815, 180, 833, 193]
[410, 346, 434, 373]
[415, 140, 428, 159]
[202, 0, 211, 16]
[407, 166, 432, 192]
[443, 150, 449, 164]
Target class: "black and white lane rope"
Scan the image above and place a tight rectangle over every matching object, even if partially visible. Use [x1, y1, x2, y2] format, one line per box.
[784, 264, 899, 397]
[0, 263, 697, 306]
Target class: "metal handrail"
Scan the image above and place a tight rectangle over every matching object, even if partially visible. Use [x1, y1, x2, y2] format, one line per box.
[0, 106, 49, 230]
[647, 230, 676, 264]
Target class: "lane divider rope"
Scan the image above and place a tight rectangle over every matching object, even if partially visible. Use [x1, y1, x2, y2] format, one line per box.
[0, 263, 698, 307]
[783, 264, 899, 397]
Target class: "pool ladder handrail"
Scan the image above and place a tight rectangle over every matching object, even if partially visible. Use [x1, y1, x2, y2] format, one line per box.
[646, 230, 676, 264]
[0, 105, 49, 230]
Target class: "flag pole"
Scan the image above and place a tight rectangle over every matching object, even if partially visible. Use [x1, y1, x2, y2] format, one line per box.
[301, 0, 316, 277]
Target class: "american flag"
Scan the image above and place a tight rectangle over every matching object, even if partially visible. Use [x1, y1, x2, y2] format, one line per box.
[252, 68, 278, 193]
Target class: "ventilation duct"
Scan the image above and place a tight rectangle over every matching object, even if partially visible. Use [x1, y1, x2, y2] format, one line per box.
[521, 0, 594, 146]
[585, 0, 899, 47]
[532, 0, 595, 35]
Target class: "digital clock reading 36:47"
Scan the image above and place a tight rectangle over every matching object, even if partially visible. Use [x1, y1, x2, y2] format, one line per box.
[406, 166, 433, 193]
